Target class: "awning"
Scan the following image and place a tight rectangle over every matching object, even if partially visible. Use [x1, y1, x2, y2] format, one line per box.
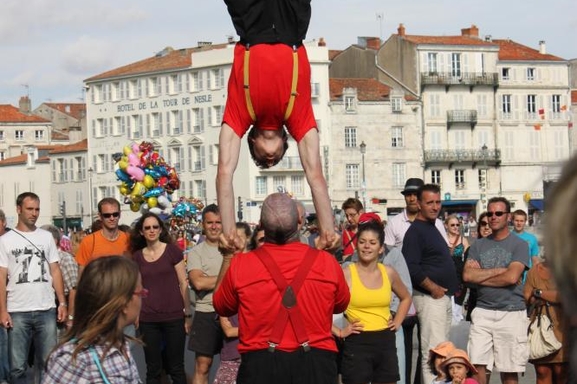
[442, 199, 478, 207]
[529, 199, 544, 211]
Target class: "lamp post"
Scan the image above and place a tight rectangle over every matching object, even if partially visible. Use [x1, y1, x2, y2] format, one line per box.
[480, 144, 488, 210]
[360, 141, 367, 209]
[88, 167, 94, 228]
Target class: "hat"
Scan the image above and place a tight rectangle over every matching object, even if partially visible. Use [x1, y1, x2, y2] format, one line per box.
[429, 341, 456, 358]
[440, 349, 478, 374]
[358, 212, 381, 225]
[401, 178, 424, 195]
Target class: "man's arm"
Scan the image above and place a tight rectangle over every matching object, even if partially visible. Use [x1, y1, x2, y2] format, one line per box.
[297, 129, 337, 246]
[213, 254, 238, 317]
[49, 262, 68, 323]
[0, 267, 11, 328]
[217, 124, 242, 240]
[463, 259, 517, 286]
[188, 269, 217, 291]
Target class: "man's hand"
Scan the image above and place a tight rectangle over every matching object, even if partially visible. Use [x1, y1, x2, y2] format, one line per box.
[431, 284, 448, 299]
[466, 259, 481, 269]
[218, 232, 244, 256]
[315, 231, 340, 252]
[0, 311, 12, 329]
[57, 304, 68, 323]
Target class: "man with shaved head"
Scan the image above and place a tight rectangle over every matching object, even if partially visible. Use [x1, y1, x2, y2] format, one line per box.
[214, 193, 349, 384]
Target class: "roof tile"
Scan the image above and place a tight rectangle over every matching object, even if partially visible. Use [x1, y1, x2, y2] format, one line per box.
[493, 39, 564, 61]
[330, 78, 391, 101]
[0, 105, 50, 123]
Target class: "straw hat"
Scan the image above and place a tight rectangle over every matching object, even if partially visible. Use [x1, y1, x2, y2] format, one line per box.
[441, 349, 478, 374]
[429, 341, 456, 358]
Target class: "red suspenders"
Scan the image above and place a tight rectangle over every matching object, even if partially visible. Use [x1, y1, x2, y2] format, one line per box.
[254, 246, 318, 352]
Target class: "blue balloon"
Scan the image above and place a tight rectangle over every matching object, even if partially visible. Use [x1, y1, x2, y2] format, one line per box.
[115, 169, 131, 182]
[143, 187, 163, 198]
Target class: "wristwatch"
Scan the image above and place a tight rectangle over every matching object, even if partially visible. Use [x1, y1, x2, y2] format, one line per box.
[67, 315, 74, 321]
[534, 289, 543, 298]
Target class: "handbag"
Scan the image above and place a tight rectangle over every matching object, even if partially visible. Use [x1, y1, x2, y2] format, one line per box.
[528, 304, 562, 360]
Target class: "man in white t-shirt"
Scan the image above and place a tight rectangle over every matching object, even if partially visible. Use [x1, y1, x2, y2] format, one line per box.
[0, 192, 67, 384]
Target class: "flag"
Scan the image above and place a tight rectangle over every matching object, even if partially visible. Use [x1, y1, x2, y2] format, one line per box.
[538, 108, 545, 115]
[534, 124, 541, 131]
[569, 122, 574, 129]
[540, 114, 545, 120]
[561, 105, 567, 111]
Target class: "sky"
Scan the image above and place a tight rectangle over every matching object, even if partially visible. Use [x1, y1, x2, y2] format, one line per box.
[1, 0, 575, 108]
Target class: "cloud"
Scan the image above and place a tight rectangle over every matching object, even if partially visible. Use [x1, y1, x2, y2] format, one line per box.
[61, 35, 115, 75]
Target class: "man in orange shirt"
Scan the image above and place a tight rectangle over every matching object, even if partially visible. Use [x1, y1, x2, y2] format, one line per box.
[69, 198, 130, 324]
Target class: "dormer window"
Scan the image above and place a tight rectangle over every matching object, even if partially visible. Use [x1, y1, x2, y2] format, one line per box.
[345, 96, 355, 112]
[526, 67, 536, 81]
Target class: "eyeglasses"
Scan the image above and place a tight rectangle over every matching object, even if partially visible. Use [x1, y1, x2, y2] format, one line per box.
[479, 221, 489, 227]
[143, 225, 160, 231]
[487, 211, 508, 218]
[449, 224, 459, 227]
[133, 288, 149, 298]
[102, 212, 120, 219]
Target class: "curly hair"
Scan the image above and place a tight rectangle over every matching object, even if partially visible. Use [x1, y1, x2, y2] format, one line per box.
[128, 212, 173, 253]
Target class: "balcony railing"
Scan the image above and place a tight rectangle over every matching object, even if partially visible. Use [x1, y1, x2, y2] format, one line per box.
[424, 148, 501, 168]
[421, 72, 499, 87]
[447, 110, 478, 128]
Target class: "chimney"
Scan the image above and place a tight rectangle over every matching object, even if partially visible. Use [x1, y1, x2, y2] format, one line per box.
[397, 23, 406, 37]
[539, 40, 546, 54]
[19, 96, 31, 114]
[318, 37, 326, 47]
[366, 37, 381, 50]
[461, 24, 479, 38]
[484, 35, 493, 42]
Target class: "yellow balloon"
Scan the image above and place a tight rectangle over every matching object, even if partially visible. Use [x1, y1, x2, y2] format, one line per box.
[130, 202, 141, 212]
[143, 174, 155, 189]
[123, 146, 132, 156]
[118, 184, 130, 195]
[118, 160, 129, 171]
[147, 197, 158, 208]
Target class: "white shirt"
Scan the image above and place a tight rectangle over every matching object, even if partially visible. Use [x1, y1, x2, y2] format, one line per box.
[385, 209, 448, 248]
[0, 228, 60, 312]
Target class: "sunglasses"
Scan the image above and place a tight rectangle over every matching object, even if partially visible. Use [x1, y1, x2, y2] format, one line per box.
[487, 211, 508, 218]
[101, 212, 120, 219]
[133, 288, 149, 298]
[449, 224, 459, 227]
[143, 225, 160, 231]
[479, 221, 489, 227]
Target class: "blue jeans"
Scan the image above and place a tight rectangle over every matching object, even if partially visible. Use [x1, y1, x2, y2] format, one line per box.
[0, 327, 9, 381]
[8, 309, 57, 384]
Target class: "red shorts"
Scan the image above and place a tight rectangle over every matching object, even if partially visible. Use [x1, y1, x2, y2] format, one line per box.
[223, 43, 317, 143]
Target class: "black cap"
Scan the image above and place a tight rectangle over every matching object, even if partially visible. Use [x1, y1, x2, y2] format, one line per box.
[401, 178, 424, 195]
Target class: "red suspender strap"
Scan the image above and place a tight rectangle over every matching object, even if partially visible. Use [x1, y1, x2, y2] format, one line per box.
[255, 246, 319, 352]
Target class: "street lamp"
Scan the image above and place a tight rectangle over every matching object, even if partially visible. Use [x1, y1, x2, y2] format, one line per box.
[360, 141, 367, 209]
[88, 167, 94, 228]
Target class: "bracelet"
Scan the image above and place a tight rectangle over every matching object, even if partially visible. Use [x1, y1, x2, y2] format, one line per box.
[67, 315, 74, 321]
[59, 303, 68, 307]
[184, 314, 193, 318]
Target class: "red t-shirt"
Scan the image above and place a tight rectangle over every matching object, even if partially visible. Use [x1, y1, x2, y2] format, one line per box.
[214, 242, 350, 353]
[342, 228, 357, 257]
[222, 43, 317, 143]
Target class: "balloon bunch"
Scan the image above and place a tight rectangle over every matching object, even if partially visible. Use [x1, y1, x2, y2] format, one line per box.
[113, 142, 181, 213]
[170, 197, 205, 252]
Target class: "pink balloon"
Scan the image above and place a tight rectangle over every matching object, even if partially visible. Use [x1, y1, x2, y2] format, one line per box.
[132, 143, 140, 153]
[128, 153, 139, 166]
[127, 165, 145, 181]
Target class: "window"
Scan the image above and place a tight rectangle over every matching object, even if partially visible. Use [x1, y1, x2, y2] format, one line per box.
[430, 130, 442, 150]
[529, 131, 540, 159]
[345, 96, 355, 112]
[527, 94, 537, 118]
[291, 175, 304, 196]
[392, 163, 405, 188]
[273, 176, 286, 192]
[427, 53, 438, 73]
[478, 169, 487, 188]
[451, 53, 461, 77]
[391, 127, 403, 148]
[431, 170, 441, 185]
[0, 131, 4, 140]
[193, 108, 204, 132]
[454, 130, 466, 150]
[15, 130, 24, 141]
[210, 69, 224, 89]
[501, 67, 510, 80]
[212, 106, 223, 126]
[344, 127, 357, 147]
[345, 164, 359, 189]
[189, 145, 205, 172]
[501, 94, 512, 117]
[256, 176, 267, 195]
[34, 130, 44, 141]
[477, 94, 488, 117]
[455, 170, 465, 189]
[526, 67, 536, 81]
[195, 180, 207, 199]
[391, 97, 402, 112]
[193, 72, 204, 91]
[552, 94, 561, 115]
[0, 152, 5, 161]
[429, 94, 440, 117]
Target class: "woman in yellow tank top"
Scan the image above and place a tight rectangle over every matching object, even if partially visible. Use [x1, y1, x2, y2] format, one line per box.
[332, 218, 412, 384]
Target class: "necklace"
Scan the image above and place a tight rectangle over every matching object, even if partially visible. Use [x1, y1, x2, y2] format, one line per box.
[102, 230, 120, 242]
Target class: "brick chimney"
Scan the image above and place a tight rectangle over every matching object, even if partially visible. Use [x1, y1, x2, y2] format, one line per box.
[19, 96, 31, 114]
[461, 24, 479, 38]
[318, 37, 326, 47]
[366, 37, 381, 50]
[397, 23, 406, 37]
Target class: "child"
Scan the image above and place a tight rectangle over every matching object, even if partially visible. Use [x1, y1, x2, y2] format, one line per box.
[441, 349, 479, 384]
[428, 341, 456, 384]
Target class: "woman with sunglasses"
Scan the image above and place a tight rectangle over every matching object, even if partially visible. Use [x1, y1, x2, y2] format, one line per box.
[444, 215, 470, 324]
[464, 212, 491, 322]
[43, 256, 143, 383]
[129, 212, 191, 384]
